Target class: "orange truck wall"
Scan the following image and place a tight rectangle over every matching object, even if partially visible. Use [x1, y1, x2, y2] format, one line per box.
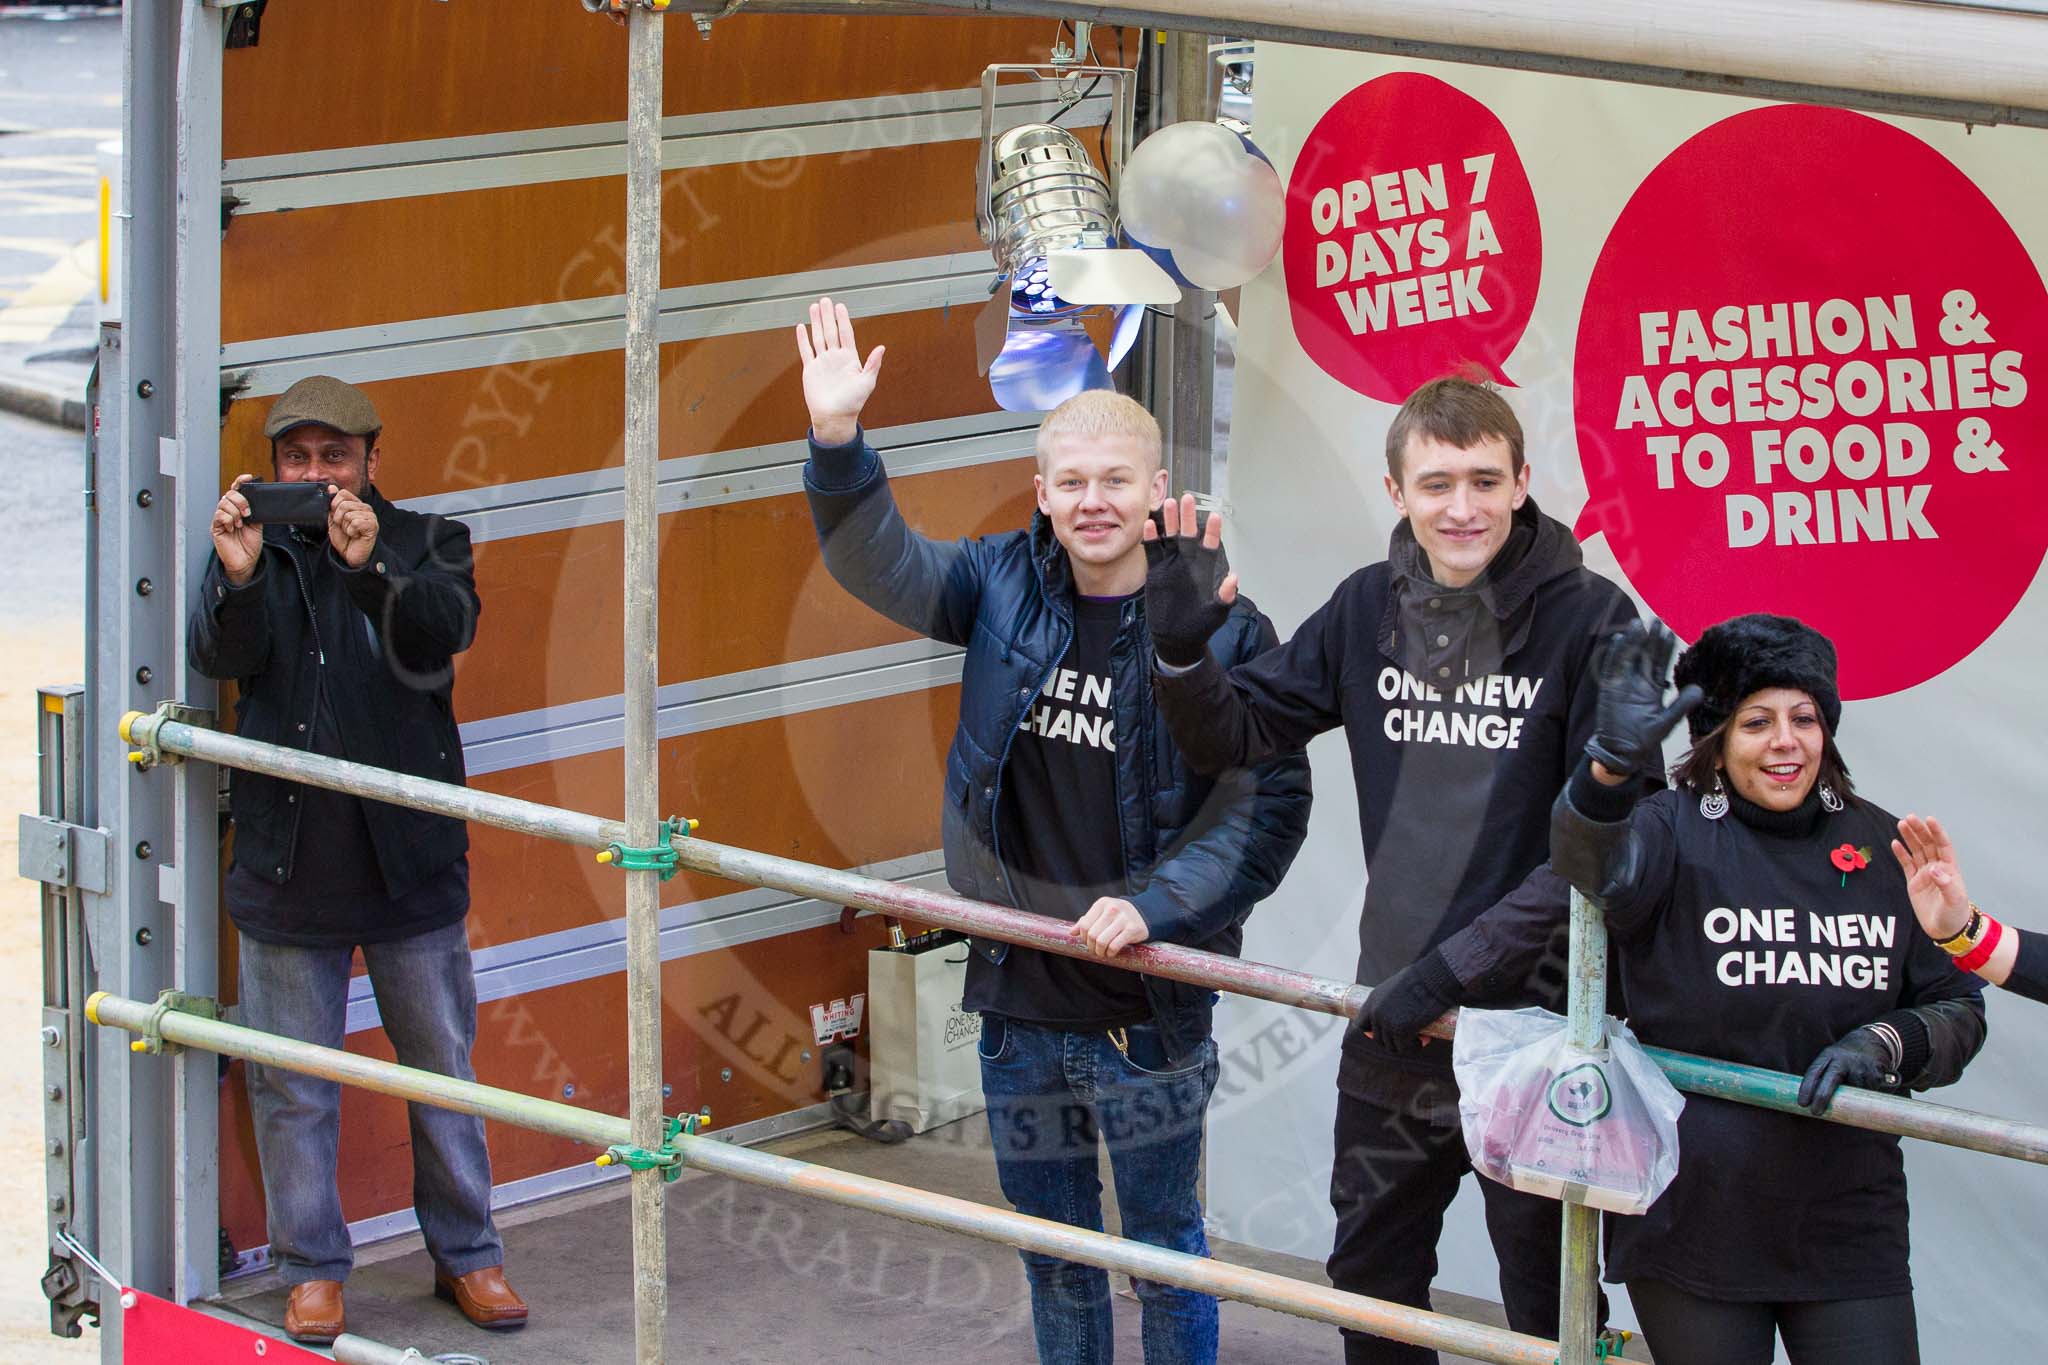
[213, 1, 1082, 1258]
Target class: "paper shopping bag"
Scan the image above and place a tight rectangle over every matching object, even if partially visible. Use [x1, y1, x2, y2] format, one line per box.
[868, 936, 985, 1132]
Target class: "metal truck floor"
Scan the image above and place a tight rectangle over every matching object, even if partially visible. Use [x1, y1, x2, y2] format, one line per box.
[208, 1117, 1525, 1364]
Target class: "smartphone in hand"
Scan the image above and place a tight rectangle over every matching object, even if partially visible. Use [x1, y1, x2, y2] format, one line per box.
[240, 482, 332, 526]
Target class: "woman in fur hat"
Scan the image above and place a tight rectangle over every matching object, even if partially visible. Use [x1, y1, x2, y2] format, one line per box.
[1550, 613, 1987, 1365]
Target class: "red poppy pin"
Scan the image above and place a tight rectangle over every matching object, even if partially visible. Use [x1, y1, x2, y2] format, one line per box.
[1830, 843, 1872, 886]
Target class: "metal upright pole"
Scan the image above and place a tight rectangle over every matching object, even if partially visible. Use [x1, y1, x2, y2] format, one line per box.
[97, 3, 185, 1349]
[623, 5, 668, 1361]
[1163, 30, 1217, 495]
[1556, 888, 1608, 1363]
[170, 0, 226, 1305]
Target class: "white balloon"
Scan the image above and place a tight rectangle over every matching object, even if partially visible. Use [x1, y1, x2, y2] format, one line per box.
[1118, 121, 1284, 291]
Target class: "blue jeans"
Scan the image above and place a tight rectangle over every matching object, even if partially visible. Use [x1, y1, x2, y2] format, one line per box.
[978, 1015, 1221, 1365]
[238, 920, 503, 1284]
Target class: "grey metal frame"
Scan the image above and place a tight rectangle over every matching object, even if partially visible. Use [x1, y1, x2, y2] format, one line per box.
[29, 687, 98, 1337]
[76, 0, 190, 1348]
[63, 0, 230, 1342]
[170, 0, 226, 1306]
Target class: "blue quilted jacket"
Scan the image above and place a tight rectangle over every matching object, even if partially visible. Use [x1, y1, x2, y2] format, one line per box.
[804, 432, 1312, 1066]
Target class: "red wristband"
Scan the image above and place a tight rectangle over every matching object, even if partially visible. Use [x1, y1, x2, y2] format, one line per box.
[1954, 915, 2005, 974]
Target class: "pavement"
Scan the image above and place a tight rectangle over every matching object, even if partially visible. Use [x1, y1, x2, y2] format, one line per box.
[0, 405, 95, 1363]
[0, 6, 121, 431]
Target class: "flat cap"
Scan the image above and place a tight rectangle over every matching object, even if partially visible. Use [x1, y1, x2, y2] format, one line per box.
[264, 375, 381, 440]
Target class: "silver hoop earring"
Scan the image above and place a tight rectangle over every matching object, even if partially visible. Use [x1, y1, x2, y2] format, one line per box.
[1700, 776, 1729, 821]
[1819, 783, 1844, 813]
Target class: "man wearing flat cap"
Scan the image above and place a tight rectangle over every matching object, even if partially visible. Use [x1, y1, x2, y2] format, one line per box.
[190, 376, 526, 1343]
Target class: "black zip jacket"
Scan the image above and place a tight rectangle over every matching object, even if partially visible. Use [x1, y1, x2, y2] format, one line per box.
[1552, 769, 1986, 1298]
[804, 431, 1313, 1067]
[1153, 501, 1637, 1097]
[188, 485, 479, 905]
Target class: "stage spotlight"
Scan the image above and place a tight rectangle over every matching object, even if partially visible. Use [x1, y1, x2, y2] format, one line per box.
[987, 122, 1117, 314]
[972, 62, 1177, 412]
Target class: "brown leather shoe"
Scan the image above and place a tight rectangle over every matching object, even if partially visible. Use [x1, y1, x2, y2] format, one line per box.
[434, 1264, 528, 1330]
[284, 1279, 344, 1344]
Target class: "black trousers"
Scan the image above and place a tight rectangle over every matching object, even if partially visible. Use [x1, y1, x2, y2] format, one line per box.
[1628, 1279, 1919, 1365]
[1328, 1089, 1602, 1365]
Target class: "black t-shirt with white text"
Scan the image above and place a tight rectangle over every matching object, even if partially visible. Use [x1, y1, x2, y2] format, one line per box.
[1151, 507, 1637, 1104]
[1601, 787, 1983, 1300]
[966, 593, 1148, 1029]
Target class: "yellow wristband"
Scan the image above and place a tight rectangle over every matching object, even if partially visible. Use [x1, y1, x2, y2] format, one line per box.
[1934, 904, 1983, 955]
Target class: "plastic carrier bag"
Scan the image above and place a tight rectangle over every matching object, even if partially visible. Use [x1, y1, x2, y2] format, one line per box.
[1453, 1006, 1684, 1216]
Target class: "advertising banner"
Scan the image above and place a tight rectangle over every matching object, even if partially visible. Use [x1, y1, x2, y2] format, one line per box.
[1207, 44, 2047, 1357]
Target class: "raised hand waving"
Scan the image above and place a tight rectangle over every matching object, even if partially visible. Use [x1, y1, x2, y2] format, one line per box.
[1585, 619, 1702, 782]
[794, 295, 885, 447]
[1142, 493, 1239, 667]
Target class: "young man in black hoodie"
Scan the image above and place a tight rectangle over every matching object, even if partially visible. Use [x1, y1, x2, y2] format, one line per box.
[1142, 378, 1635, 1363]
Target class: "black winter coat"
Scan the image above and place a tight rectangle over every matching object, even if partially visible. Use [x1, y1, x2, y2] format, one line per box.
[804, 433, 1313, 1067]
[188, 486, 479, 903]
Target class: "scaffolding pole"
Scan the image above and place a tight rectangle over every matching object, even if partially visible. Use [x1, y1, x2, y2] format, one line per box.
[897, 0, 2048, 129]
[84, 992, 1587, 1365]
[1162, 29, 1217, 496]
[118, 706, 2048, 1168]
[1556, 888, 1608, 1362]
[622, 5, 668, 1362]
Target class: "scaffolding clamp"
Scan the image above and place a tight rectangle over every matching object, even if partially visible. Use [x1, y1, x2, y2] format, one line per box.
[1558, 1329, 1636, 1363]
[120, 701, 216, 771]
[595, 1112, 710, 1182]
[129, 990, 219, 1057]
[578, 0, 672, 17]
[595, 815, 698, 881]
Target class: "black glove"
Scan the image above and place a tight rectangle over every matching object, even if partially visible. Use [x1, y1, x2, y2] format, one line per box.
[1143, 509, 1232, 668]
[1349, 950, 1463, 1057]
[1796, 1026, 1902, 1114]
[1585, 619, 1703, 780]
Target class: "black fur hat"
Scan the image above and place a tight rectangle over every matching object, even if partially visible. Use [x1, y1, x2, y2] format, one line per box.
[1672, 613, 1841, 741]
